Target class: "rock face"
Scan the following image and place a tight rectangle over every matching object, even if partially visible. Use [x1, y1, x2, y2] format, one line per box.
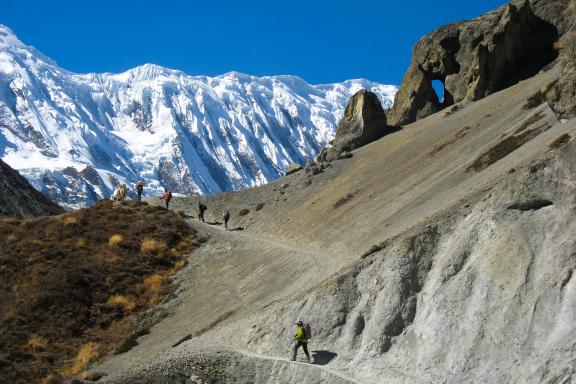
[317, 90, 388, 162]
[284, 163, 303, 176]
[388, 0, 569, 125]
[0, 159, 64, 218]
[332, 90, 388, 151]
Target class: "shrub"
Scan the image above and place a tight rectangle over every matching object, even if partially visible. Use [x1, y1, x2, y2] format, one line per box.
[108, 234, 123, 247]
[141, 238, 167, 252]
[238, 208, 250, 216]
[255, 203, 265, 211]
[144, 274, 165, 304]
[107, 294, 136, 311]
[62, 216, 78, 225]
[27, 335, 48, 351]
[64, 342, 99, 375]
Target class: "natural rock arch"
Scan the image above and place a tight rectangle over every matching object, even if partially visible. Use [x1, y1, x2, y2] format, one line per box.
[388, 0, 560, 126]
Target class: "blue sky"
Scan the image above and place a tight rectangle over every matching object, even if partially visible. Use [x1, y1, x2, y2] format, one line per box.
[1, 0, 508, 85]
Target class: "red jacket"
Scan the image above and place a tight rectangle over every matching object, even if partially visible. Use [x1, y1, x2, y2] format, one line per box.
[161, 191, 172, 201]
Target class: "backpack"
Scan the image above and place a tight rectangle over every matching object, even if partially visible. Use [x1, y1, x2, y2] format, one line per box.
[167, 191, 172, 201]
[303, 323, 312, 339]
[199, 203, 207, 212]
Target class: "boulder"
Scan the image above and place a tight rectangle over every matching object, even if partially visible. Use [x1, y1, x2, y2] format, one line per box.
[285, 163, 303, 176]
[388, 0, 565, 126]
[332, 89, 389, 152]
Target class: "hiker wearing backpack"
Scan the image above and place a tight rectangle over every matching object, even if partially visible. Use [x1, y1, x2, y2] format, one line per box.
[135, 181, 144, 202]
[292, 321, 311, 363]
[223, 209, 230, 229]
[160, 188, 172, 209]
[198, 202, 207, 222]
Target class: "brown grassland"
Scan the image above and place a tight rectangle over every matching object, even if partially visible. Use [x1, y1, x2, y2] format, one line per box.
[0, 200, 198, 383]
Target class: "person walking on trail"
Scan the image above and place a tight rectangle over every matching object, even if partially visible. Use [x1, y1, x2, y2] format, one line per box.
[223, 209, 230, 229]
[135, 181, 144, 202]
[292, 321, 311, 363]
[198, 202, 207, 222]
[160, 188, 172, 209]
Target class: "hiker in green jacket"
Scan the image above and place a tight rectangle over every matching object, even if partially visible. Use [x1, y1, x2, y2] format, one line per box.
[292, 321, 311, 363]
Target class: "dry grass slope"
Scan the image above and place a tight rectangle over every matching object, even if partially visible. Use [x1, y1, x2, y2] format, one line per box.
[0, 200, 198, 383]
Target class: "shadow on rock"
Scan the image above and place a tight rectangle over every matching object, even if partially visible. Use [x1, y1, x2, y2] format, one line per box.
[311, 350, 337, 365]
[206, 221, 223, 225]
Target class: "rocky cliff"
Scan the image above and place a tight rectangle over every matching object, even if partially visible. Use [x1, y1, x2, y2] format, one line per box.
[0, 159, 64, 218]
[388, 0, 574, 125]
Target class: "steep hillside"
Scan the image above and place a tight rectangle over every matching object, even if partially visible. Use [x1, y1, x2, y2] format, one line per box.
[0, 201, 198, 384]
[0, 25, 396, 208]
[89, 1, 576, 382]
[0, 158, 63, 218]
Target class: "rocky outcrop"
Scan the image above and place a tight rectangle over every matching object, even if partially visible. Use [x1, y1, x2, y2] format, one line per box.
[540, 5, 576, 119]
[389, 0, 567, 125]
[0, 159, 64, 218]
[284, 163, 303, 176]
[317, 90, 389, 162]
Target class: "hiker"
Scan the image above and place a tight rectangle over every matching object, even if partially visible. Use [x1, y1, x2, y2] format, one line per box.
[135, 181, 144, 202]
[160, 188, 172, 209]
[292, 321, 311, 363]
[198, 202, 207, 222]
[111, 184, 127, 201]
[223, 209, 230, 229]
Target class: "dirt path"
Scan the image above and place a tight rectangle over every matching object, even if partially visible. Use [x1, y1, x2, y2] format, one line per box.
[95, 215, 349, 375]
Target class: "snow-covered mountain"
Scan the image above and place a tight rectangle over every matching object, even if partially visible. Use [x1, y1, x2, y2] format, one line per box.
[0, 25, 397, 208]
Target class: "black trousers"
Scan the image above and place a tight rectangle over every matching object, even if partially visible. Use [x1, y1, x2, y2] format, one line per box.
[292, 341, 309, 360]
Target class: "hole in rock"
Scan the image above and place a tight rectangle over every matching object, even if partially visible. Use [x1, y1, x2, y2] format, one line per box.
[506, 199, 553, 211]
[432, 80, 445, 103]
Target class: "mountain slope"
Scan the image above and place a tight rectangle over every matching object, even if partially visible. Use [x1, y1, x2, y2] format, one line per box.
[0, 158, 64, 218]
[97, 65, 576, 384]
[0, 25, 396, 208]
[90, 0, 576, 379]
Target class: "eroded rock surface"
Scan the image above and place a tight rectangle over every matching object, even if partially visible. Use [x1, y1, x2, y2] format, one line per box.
[317, 90, 389, 162]
[388, 0, 569, 125]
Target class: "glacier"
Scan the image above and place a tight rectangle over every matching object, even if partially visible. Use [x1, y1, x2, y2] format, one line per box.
[0, 24, 397, 208]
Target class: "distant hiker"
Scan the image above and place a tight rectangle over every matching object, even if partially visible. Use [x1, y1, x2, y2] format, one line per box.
[112, 184, 127, 201]
[292, 320, 311, 363]
[223, 209, 230, 229]
[198, 202, 207, 222]
[160, 188, 172, 209]
[135, 181, 144, 202]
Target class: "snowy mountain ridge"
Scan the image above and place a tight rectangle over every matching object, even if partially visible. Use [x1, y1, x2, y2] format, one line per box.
[0, 24, 397, 208]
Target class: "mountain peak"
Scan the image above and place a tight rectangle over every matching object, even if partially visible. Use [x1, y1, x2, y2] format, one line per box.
[0, 25, 397, 208]
[0, 24, 24, 49]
